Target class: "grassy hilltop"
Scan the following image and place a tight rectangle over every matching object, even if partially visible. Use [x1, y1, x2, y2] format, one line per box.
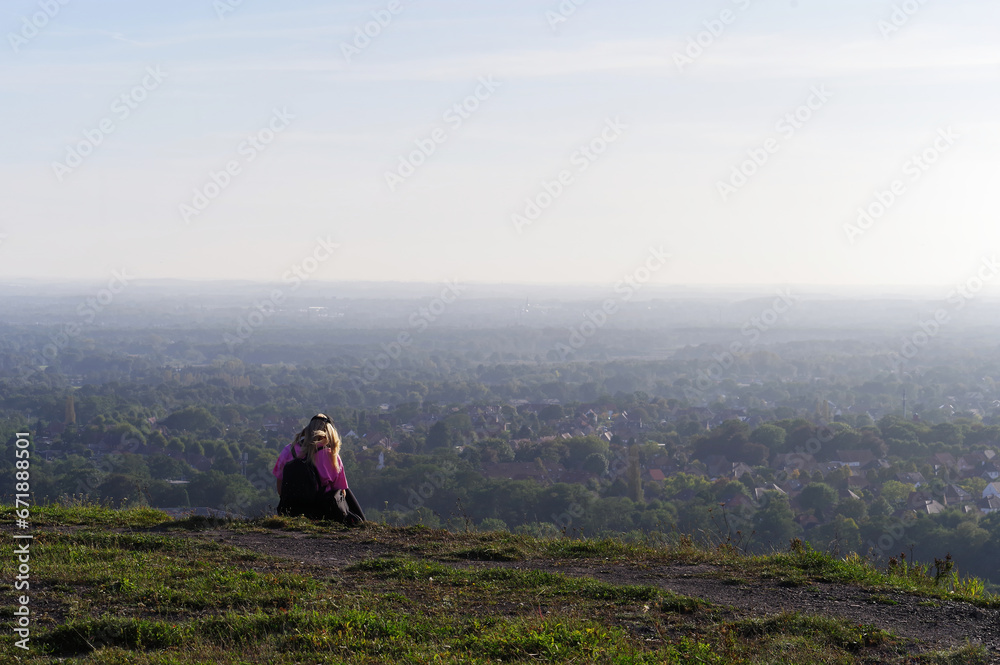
[0, 504, 997, 664]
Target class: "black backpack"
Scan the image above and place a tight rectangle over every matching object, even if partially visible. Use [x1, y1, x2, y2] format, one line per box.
[277, 448, 322, 517]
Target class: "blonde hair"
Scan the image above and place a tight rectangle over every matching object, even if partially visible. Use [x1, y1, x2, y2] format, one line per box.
[293, 414, 342, 472]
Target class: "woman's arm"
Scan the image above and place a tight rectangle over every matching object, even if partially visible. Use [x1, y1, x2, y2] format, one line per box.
[273, 444, 291, 496]
[332, 454, 349, 490]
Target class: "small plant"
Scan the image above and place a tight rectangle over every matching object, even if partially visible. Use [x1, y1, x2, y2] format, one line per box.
[869, 594, 898, 606]
[932, 553, 954, 586]
[950, 572, 986, 599]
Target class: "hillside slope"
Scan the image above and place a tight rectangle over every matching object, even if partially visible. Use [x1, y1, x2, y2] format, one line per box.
[2, 506, 997, 664]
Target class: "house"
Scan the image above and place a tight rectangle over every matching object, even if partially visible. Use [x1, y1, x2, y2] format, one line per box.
[754, 484, 786, 502]
[703, 455, 730, 478]
[928, 452, 957, 473]
[555, 469, 598, 485]
[772, 453, 816, 474]
[982, 482, 1000, 500]
[724, 494, 755, 511]
[815, 462, 842, 477]
[977, 496, 1000, 514]
[906, 491, 936, 511]
[863, 458, 892, 471]
[838, 489, 862, 501]
[957, 454, 981, 474]
[896, 471, 926, 487]
[943, 484, 972, 505]
[775, 478, 804, 495]
[847, 475, 870, 491]
[646, 469, 666, 482]
[913, 499, 946, 515]
[981, 462, 1000, 481]
[794, 513, 820, 531]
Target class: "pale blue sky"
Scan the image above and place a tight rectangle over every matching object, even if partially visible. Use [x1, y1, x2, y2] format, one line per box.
[2, 0, 998, 287]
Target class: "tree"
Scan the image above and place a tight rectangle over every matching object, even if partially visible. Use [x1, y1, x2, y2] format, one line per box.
[65, 394, 76, 425]
[148, 454, 192, 480]
[737, 441, 769, 466]
[627, 443, 643, 503]
[213, 455, 240, 475]
[98, 474, 146, 508]
[583, 452, 608, 476]
[870, 497, 893, 518]
[187, 471, 228, 507]
[478, 518, 508, 532]
[398, 434, 423, 455]
[565, 436, 610, 469]
[753, 493, 800, 551]
[161, 406, 221, 433]
[925, 422, 963, 447]
[808, 515, 862, 554]
[750, 423, 786, 451]
[147, 480, 190, 508]
[798, 482, 837, 519]
[479, 439, 514, 464]
[836, 497, 868, 522]
[881, 480, 915, 506]
[692, 419, 750, 461]
[426, 421, 452, 450]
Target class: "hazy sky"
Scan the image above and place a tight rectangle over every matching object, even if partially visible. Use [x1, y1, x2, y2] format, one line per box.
[3, 0, 998, 288]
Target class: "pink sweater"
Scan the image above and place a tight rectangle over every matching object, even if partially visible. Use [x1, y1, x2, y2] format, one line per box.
[272, 443, 348, 492]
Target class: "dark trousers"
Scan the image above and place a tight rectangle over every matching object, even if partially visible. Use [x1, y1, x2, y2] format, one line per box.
[279, 488, 366, 524]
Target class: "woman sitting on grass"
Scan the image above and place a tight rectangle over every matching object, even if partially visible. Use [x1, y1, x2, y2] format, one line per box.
[272, 413, 365, 524]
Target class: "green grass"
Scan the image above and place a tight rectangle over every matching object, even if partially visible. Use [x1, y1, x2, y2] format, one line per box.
[0, 504, 996, 663]
[731, 613, 892, 652]
[1, 502, 172, 528]
[751, 545, 1000, 608]
[349, 556, 664, 604]
[5, 531, 319, 619]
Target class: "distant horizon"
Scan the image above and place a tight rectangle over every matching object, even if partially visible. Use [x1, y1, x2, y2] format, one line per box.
[2, 277, 998, 300]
